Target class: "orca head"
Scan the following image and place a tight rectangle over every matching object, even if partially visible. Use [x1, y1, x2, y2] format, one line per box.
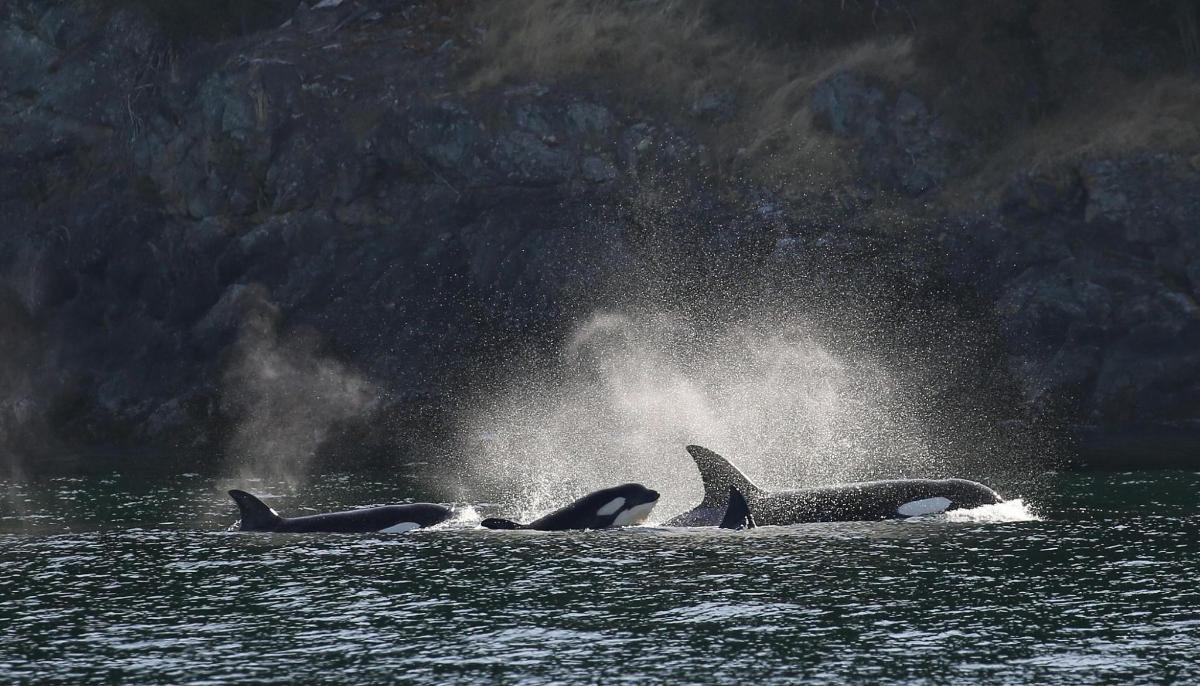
[228, 490, 284, 531]
[587, 483, 660, 528]
[487, 483, 661, 531]
[944, 478, 1004, 509]
[402, 503, 455, 528]
[894, 480, 1002, 518]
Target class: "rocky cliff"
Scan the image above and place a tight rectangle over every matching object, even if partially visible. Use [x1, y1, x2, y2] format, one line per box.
[2, 0, 1198, 472]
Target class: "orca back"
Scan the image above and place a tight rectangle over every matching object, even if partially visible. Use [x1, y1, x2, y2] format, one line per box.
[273, 504, 452, 533]
[480, 518, 524, 530]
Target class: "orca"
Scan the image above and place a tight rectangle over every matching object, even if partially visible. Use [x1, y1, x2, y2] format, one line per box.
[481, 483, 660, 531]
[228, 489, 453, 533]
[665, 445, 1004, 527]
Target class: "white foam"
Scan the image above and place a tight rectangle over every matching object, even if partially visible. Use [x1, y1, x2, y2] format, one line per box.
[448, 505, 483, 527]
[945, 498, 1040, 523]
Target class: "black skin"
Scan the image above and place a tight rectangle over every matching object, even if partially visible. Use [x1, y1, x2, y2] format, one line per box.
[229, 490, 453, 533]
[481, 483, 661, 531]
[719, 487, 756, 530]
[735, 478, 1003, 525]
[665, 445, 1004, 527]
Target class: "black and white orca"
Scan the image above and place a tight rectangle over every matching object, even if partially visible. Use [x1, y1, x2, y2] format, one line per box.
[665, 445, 1004, 527]
[481, 483, 660, 531]
[228, 490, 453, 533]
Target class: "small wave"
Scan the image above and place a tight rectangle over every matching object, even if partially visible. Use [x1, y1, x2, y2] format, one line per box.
[945, 498, 1040, 523]
[654, 601, 799, 624]
[441, 505, 483, 528]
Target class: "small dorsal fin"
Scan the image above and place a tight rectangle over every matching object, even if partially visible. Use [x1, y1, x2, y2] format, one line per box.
[685, 445, 763, 509]
[719, 486, 757, 530]
[228, 490, 284, 531]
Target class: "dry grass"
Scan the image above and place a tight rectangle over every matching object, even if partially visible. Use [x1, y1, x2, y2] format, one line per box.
[469, 1, 1200, 203]
[469, 0, 914, 194]
[946, 75, 1200, 206]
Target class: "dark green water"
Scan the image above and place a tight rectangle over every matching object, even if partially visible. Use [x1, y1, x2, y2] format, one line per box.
[1, 471, 1197, 684]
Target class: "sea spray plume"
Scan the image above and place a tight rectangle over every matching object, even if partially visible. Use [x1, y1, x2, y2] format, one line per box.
[454, 311, 933, 520]
[221, 289, 378, 485]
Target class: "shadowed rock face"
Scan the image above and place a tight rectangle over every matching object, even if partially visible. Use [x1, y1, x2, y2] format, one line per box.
[0, 0, 1197, 470]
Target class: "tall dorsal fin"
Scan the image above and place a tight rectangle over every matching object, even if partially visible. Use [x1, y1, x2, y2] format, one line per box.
[228, 490, 284, 531]
[719, 486, 757, 530]
[685, 445, 763, 509]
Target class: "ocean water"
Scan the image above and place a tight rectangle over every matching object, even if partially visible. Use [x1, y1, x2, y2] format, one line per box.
[1, 470, 1197, 684]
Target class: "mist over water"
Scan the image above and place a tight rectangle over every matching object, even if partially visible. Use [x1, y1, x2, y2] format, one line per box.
[221, 299, 378, 488]
[456, 312, 943, 521]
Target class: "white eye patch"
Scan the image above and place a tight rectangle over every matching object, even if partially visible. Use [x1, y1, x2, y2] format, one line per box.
[596, 497, 626, 516]
[897, 497, 952, 517]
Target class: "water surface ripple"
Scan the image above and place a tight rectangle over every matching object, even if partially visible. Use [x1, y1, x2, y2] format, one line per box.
[1, 472, 1197, 684]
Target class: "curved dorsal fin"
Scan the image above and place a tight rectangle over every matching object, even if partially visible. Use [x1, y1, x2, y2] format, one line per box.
[685, 445, 763, 508]
[228, 490, 284, 531]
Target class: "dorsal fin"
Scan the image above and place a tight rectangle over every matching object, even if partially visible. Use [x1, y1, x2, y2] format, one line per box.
[228, 490, 284, 531]
[719, 486, 757, 530]
[686, 445, 763, 509]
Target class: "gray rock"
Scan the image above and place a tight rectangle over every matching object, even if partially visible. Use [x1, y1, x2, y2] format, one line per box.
[1001, 166, 1084, 218]
[689, 89, 735, 122]
[513, 103, 554, 137]
[997, 268, 1093, 347]
[892, 91, 926, 124]
[194, 283, 277, 347]
[1187, 259, 1200, 298]
[809, 71, 885, 136]
[493, 131, 574, 185]
[566, 102, 611, 134]
[580, 156, 617, 183]
[618, 123, 653, 172]
[408, 102, 485, 181]
[0, 25, 55, 96]
[3, 0, 1199, 467]
[808, 71, 960, 196]
[1081, 160, 1132, 225]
